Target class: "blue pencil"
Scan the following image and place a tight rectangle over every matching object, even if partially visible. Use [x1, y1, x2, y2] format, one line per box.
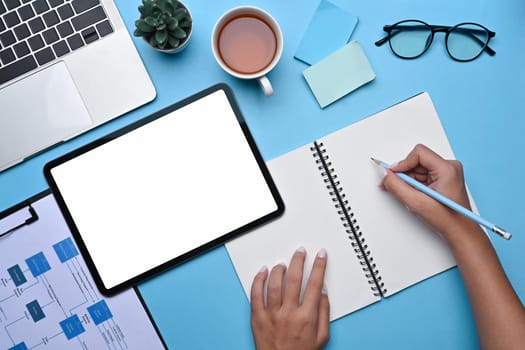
[372, 158, 511, 240]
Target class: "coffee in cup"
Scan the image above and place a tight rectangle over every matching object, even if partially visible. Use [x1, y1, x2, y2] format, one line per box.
[212, 6, 283, 96]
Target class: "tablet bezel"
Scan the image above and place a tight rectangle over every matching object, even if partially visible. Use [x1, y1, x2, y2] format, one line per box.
[44, 83, 284, 296]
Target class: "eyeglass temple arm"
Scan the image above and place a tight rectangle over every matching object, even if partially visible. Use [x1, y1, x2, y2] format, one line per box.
[374, 25, 496, 55]
[374, 36, 389, 47]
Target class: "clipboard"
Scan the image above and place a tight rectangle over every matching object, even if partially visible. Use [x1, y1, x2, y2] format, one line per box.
[0, 191, 167, 349]
[43, 84, 284, 296]
[0, 197, 39, 239]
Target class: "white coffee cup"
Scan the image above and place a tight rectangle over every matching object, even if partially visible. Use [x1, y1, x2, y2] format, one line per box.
[211, 6, 283, 96]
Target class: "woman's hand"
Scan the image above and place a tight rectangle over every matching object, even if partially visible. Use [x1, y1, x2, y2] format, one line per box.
[382, 144, 525, 349]
[250, 247, 330, 350]
[381, 144, 478, 244]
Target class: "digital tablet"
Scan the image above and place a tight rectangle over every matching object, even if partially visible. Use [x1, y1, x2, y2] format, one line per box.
[44, 84, 284, 295]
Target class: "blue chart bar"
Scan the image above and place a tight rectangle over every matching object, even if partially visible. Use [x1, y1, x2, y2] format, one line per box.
[9, 343, 28, 350]
[53, 238, 79, 263]
[26, 300, 46, 322]
[60, 315, 86, 340]
[7, 265, 27, 287]
[87, 300, 113, 325]
[25, 252, 51, 278]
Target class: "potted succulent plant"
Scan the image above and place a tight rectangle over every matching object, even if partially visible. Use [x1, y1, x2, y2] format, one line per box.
[134, 0, 193, 53]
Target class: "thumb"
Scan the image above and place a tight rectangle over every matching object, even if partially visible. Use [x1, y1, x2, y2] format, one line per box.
[382, 169, 426, 212]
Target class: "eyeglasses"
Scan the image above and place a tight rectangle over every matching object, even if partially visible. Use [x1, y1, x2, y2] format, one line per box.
[375, 20, 496, 62]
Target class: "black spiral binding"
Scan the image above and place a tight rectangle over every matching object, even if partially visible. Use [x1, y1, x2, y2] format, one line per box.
[310, 141, 386, 297]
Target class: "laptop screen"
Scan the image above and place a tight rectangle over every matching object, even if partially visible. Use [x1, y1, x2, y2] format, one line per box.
[45, 84, 283, 295]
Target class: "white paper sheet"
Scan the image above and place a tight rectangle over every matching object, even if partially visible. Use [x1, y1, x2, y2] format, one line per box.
[0, 194, 165, 350]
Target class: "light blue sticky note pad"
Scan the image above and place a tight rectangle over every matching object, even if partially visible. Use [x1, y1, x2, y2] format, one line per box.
[294, 0, 358, 65]
[303, 41, 375, 108]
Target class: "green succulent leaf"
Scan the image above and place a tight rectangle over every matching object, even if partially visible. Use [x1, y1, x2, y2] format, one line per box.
[168, 35, 180, 48]
[157, 23, 166, 30]
[133, 28, 145, 37]
[156, 28, 168, 45]
[149, 34, 158, 47]
[144, 16, 158, 27]
[136, 19, 155, 33]
[179, 19, 190, 28]
[166, 17, 179, 30]
[174, 8, 187, 20]
[165, 1, 175, 15]
[172, 26, 187, 39]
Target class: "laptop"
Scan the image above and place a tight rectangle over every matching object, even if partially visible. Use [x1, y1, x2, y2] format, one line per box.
[0, 0, 156, 172]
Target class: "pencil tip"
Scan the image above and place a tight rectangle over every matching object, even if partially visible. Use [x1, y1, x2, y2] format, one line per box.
[371, 157, 380, 165]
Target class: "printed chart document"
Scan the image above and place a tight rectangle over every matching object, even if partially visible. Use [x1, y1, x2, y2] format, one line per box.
[0, 193, 166, 350]
[227, 93, 460, 321]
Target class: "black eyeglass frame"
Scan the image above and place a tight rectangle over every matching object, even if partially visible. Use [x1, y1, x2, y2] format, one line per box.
[375, 19, 496, 62]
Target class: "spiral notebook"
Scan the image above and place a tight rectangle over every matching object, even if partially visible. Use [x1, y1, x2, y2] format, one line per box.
[226, 92, 459, 321]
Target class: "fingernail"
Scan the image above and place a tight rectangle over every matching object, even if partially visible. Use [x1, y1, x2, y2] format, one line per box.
[296, 246, 306, 254]
[322, 283, 328, 295]
[259, 265, 268, 274]
[278, 262, 287, 268]
[317, 248, 327, 259]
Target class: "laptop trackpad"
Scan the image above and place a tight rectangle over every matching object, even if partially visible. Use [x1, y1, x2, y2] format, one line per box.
[0, 62, 93, 170]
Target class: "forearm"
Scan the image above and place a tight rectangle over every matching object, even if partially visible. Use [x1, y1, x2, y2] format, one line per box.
[445, 222, 525, 350]
[381, 145, 525, 348]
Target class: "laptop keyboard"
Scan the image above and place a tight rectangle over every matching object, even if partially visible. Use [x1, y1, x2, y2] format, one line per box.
[0, 0, 113, 85]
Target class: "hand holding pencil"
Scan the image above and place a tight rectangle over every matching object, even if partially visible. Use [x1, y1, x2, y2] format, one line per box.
[376, 144, 510, 242]
[248, 144, 524, 350]
[376, 144, 525, 350]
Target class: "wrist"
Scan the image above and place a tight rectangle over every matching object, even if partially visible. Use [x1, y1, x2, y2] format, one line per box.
[439, 216, 487, 252]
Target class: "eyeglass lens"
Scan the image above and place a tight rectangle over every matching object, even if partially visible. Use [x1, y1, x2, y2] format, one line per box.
[446, 24, 489, 61]
[389, 20, 432, 59]
[388, 21, 490, 61]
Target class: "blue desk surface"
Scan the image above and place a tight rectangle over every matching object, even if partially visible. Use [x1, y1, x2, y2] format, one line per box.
[1, 0, 524, 348]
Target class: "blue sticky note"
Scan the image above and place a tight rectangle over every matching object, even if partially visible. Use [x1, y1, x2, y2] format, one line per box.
[303, 41, 375, 108]
[294, 0, 358, 65]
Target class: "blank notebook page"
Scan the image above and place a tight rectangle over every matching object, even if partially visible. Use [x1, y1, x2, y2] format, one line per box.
[320, 93, 456, 296]
[226, 147, 379, 320]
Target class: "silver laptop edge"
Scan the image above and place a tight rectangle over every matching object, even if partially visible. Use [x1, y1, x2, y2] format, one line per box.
[0, 0, 156, 171]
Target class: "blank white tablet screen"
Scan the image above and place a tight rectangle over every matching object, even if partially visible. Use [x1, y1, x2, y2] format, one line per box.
[50, 90, 278, 290]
